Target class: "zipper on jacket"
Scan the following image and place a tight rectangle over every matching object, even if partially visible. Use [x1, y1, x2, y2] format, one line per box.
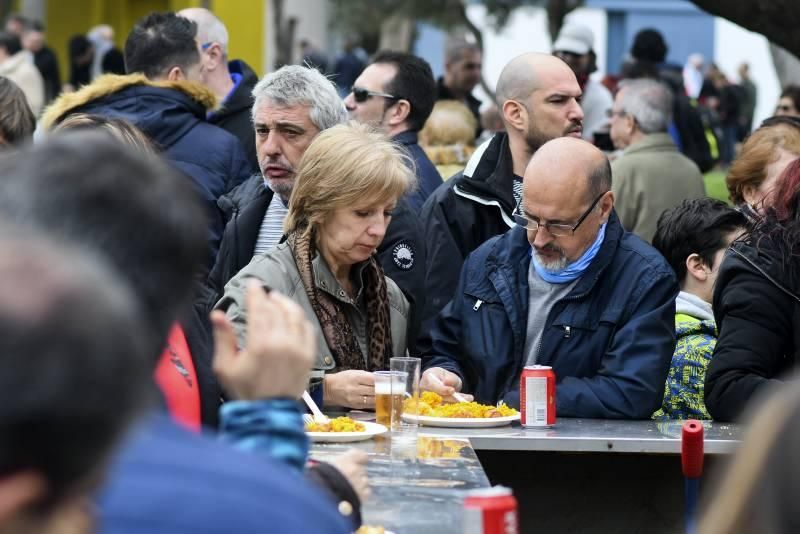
[453, 185, 516, 229]
[473, 299, 483, 311]
[564, 326, 571, 338]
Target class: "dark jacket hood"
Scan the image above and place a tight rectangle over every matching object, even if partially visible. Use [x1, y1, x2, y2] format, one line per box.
[41, 73, 220, 149]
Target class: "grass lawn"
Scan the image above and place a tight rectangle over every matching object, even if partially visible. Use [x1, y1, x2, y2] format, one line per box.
[704, 170, 729, 203]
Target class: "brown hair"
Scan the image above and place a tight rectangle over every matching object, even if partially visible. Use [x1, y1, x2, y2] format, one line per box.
[0, 76, 35, 147]
[53, 113, 157, 154]
[284, 121, 414, 238]
[726, 123, 800, 204]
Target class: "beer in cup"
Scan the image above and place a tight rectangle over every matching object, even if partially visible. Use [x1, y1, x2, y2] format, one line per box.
[389, 357, 421, 440]
[374, 370, 407, 428]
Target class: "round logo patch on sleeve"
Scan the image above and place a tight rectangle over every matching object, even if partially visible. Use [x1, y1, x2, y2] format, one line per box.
[392, 242, 415, 270]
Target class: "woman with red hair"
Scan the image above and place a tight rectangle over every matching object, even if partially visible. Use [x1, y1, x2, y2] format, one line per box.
[705, 156, 800, 421]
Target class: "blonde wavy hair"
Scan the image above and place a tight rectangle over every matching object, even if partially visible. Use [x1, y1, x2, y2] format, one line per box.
[419, 99, 477, 147]
[284, 121, 415, 238]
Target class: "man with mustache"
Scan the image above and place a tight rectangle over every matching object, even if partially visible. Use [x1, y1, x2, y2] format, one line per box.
[417, 52, 585, 354]
[204, 64, 426, 348]
[421, 137, 678, 419]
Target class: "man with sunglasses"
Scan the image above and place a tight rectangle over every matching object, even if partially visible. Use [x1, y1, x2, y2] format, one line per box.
[344, 51, 440, 213]
[420, 137, 678, 419]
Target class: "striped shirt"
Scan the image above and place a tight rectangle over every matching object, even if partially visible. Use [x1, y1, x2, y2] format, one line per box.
[253, 192, 289, 257]
[513, 176, 524, 211]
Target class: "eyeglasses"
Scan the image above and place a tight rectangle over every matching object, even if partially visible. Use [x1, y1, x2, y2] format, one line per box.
[351, 86, 399, 103]
[605, 109, 627, 119]
[514, 191, 608, 237]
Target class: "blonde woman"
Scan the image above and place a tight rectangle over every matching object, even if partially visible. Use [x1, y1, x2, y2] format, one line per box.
[217, 122, 413, 409]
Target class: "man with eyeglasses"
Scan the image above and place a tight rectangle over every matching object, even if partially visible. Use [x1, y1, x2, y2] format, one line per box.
[609, 79, 705, 243]
[180, 7, 260, 173]
[344, 50, 440, 213]
[416, 52, 584, 355]
[420, 137, 678, 419]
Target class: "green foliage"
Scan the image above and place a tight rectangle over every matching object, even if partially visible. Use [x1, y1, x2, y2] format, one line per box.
[703, 170, 731, 204]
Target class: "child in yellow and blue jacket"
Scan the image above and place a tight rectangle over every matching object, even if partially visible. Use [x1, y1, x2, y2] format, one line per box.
[650, 198, 747, 420]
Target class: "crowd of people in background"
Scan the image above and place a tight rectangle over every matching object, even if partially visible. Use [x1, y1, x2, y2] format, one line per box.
[0, 6, 798, 533]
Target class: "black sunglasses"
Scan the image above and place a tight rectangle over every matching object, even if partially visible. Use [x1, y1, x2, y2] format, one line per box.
[351, 86, 399, 103]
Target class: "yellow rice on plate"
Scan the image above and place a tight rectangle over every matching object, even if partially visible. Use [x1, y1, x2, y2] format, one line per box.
[305, 416, 365, 433]
[403, 391, 517, 418]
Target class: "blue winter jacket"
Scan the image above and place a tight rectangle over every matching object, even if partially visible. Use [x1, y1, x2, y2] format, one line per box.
[41, 74, 251, 261]
[422, 211, 678, 419]
[394, 130, 444, 213]
[97, 412, 350, 534]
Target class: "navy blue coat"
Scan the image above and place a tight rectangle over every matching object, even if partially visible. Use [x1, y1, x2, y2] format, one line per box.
[41, 75, 251, 261]
[394, 130, 443, 213]
[97, 412, 350, 533]
[422, 212, 678, 419]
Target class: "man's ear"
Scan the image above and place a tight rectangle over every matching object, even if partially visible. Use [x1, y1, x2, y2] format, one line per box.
[386, 99, 411, 128]
[166, 66, 184, 81]
[204, 43, 224, 70]
[686, 253, 710, 282]
[501, 100, 526, 133]
[625, 114, 638, 136]
[599, 190, 615, 223]
[0, 471, 47, 525]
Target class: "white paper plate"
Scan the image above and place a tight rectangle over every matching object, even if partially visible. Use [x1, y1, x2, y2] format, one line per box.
[307, 421, 388, 443]
[401, 413, 520, 428]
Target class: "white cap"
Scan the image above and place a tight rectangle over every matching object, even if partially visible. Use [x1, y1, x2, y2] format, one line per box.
[553, 22, 594, 55]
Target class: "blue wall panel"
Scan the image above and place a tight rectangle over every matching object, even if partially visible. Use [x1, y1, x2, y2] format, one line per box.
[414, 22, 446, 79]
[589, 0, 715, 76]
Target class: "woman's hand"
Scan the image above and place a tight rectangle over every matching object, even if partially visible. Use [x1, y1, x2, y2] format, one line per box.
[324, 370, 376, 409]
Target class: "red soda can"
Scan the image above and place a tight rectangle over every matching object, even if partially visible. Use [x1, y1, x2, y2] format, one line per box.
[462, 486, 518, 534]
[519, 365, 556, 427]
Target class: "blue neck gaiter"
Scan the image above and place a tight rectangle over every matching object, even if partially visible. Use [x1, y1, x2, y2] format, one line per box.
[531, 223, 607, 284]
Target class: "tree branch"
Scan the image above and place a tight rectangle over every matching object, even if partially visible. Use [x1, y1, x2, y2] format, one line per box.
[690, 0, 800, 58]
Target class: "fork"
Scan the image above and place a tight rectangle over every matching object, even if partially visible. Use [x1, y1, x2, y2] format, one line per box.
[302, 390, 330, 423]
[428, 372, 470, 403]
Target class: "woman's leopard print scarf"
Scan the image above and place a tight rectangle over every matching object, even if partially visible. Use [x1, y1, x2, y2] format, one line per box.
[288, 228, 393, 371]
